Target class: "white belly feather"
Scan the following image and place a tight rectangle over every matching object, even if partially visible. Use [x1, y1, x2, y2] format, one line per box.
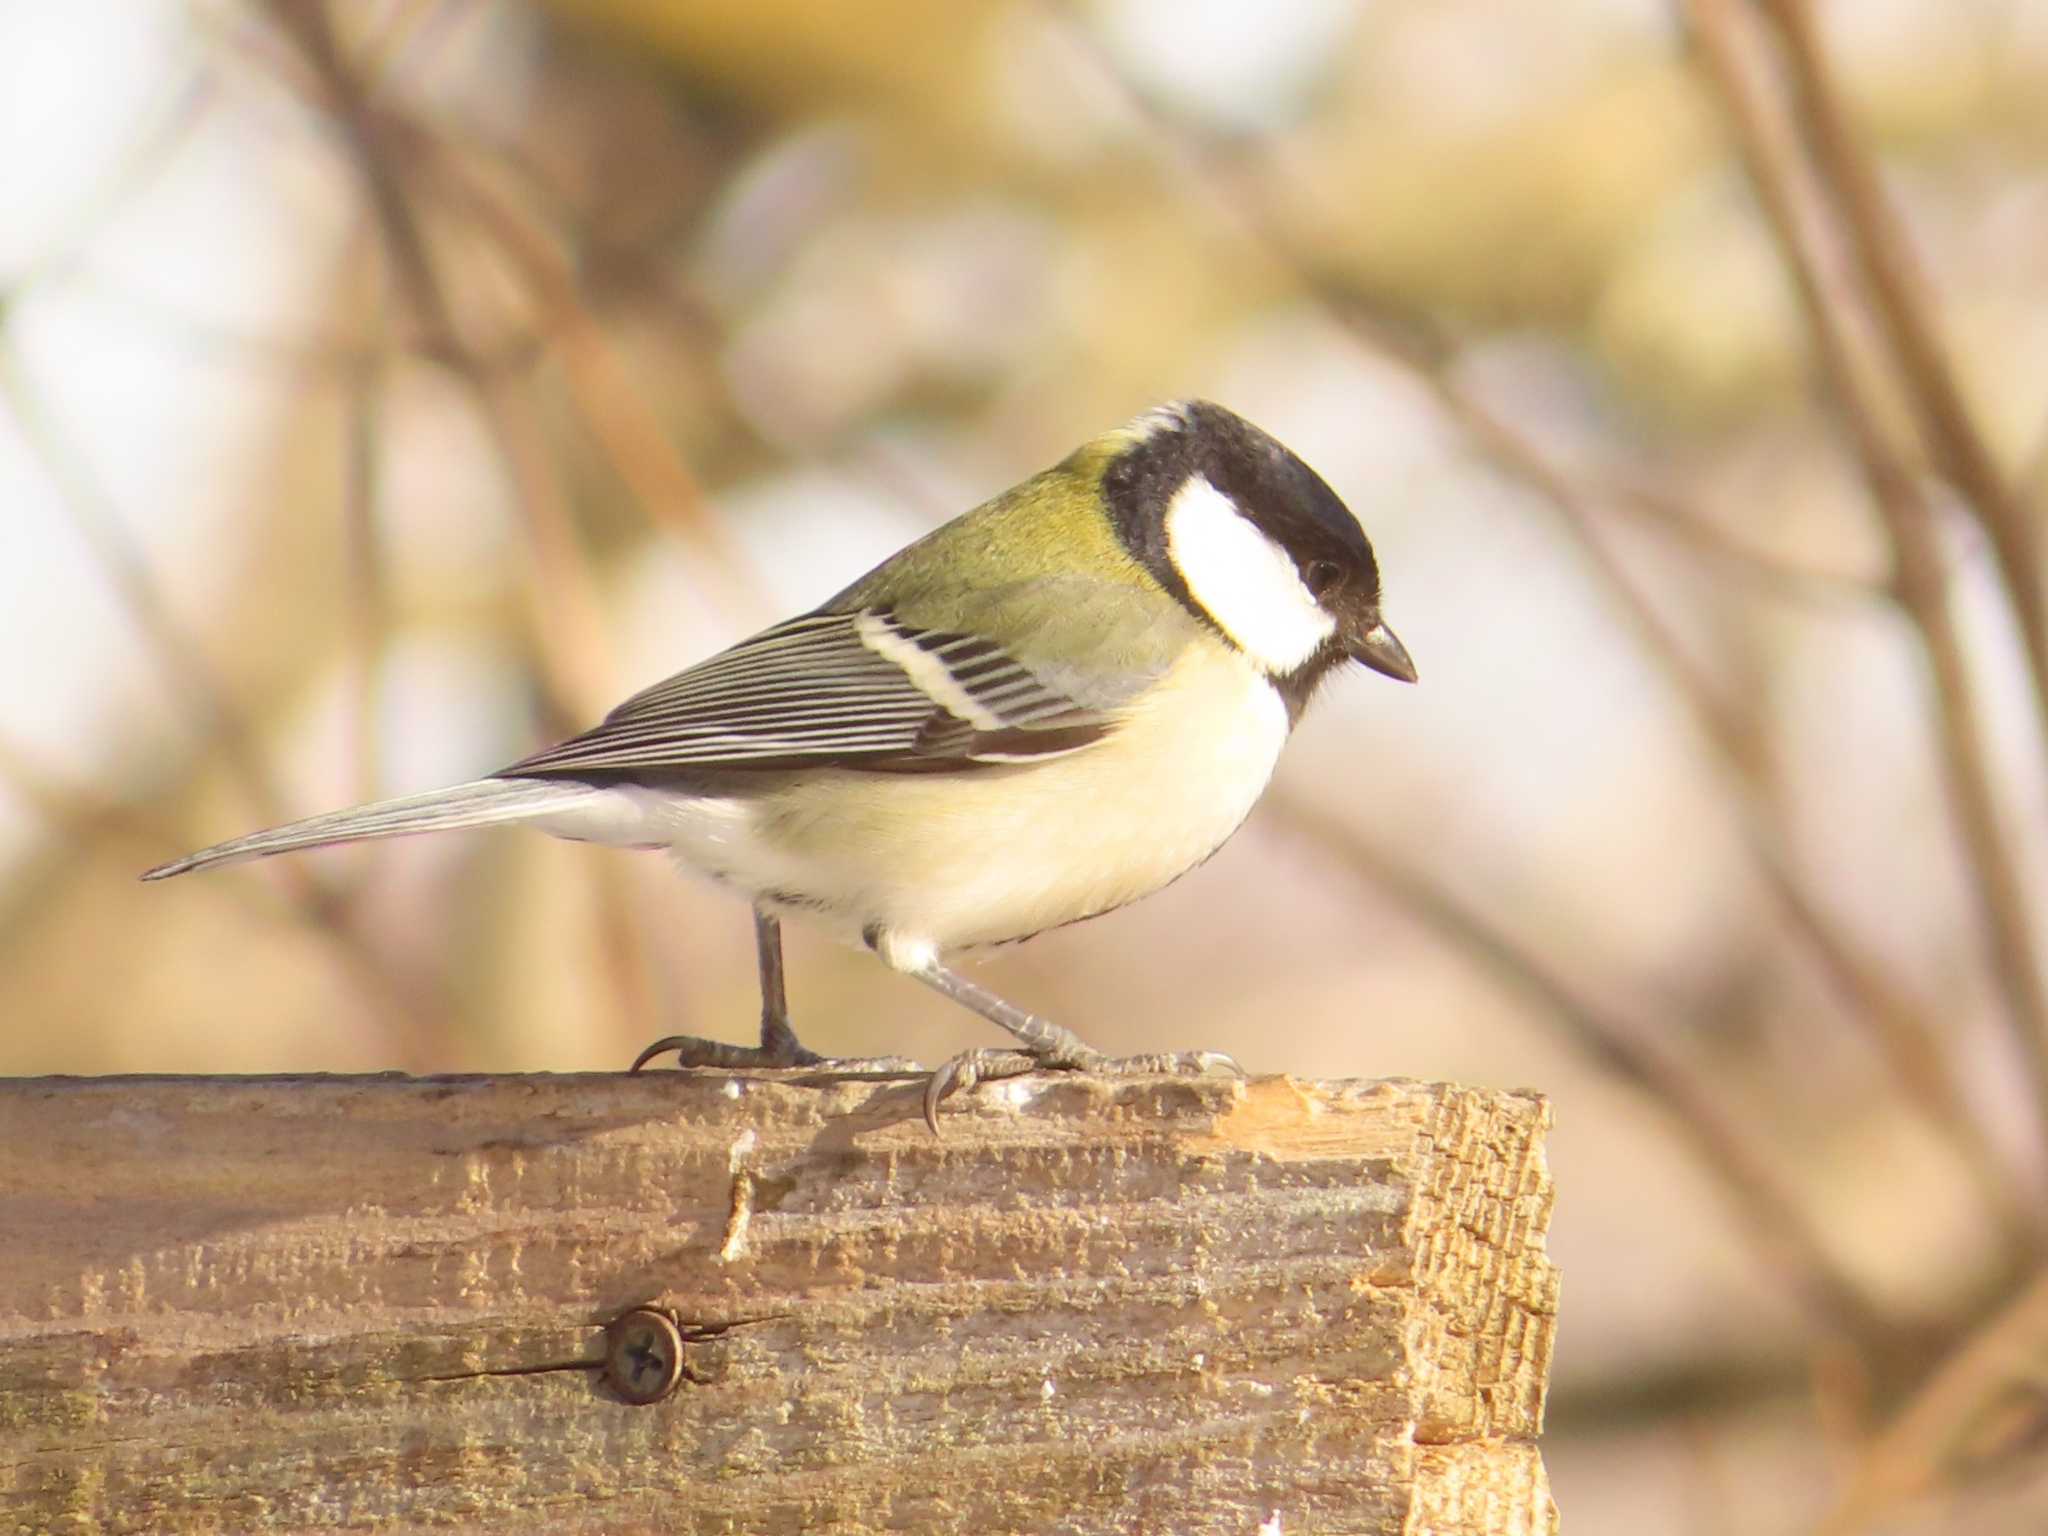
[552, 641, 1290, 956]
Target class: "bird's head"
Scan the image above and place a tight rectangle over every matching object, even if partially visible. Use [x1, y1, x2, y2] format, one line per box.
[1099, 400, 1416, 699]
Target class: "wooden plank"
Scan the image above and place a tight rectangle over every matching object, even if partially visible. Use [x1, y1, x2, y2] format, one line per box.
[0, 1071, 1558, 1534]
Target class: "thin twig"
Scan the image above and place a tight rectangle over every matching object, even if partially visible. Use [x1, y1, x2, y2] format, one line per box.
[1760, 0, 2048, 747]
[1812, 1267, 2048, 1536]
[268, 0, 693, 1052]
[1595, 475, 1890, 606]
[3, 146, 456, 1064]
[1430, 381, 2032, 1243]
[1268, 791, 1890, 1358]
[267, 0, 614, 721]
[0, 732, 190, 868]
[42, 265, 546, 384]
[406, 126, 769, 624]
[0, 718, 450, 1065]
[341, 336, 389, 815]
[268, 3, 455, 350]
[0, 344, 289, 830]
[3, 65, 218, 292]
[1043, 15, 2028, 1243]
[1687, 0, 2048, 1167]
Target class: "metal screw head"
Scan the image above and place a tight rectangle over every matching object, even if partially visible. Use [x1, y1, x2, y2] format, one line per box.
[605, 1307, 684, 1405]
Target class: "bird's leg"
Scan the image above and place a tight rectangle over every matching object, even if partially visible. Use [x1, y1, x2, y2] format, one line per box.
[897, 953, 1241, 1134]
[630, 908, 826, 1071]
[750, 909, 815, 1062]
[908, 959, 1107, 1064]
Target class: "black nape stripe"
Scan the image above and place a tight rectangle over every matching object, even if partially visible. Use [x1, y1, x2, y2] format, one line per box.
[1101, 414, 1202, 621]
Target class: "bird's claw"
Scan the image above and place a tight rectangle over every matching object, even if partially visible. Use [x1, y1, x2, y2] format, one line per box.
[921, 1049, 1047, 1136]
[1107, 1049, 1245, 1080]
[629, 1031, 824, 1073]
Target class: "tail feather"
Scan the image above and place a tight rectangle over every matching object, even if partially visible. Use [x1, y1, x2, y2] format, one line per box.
[141, 777, 606, 881]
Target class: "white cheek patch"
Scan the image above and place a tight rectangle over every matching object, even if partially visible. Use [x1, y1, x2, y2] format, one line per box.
[1163, 475, 1334, 674]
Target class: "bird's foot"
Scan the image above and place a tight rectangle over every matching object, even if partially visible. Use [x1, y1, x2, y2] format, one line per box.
[630, 1032, 825, 1072]
[921, 1043, 1242, 1135]
[630, 1011, 825, 1073]
[630, 1015, 924, 1077]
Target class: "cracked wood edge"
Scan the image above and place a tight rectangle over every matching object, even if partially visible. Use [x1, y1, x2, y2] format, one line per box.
[0, 1071, 1559, 1535]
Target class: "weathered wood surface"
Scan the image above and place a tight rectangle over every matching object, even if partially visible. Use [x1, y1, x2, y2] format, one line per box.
[0, 1071, 1558, 1535]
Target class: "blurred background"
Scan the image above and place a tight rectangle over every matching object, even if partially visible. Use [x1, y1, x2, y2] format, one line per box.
[5, 0, 2048, 1529]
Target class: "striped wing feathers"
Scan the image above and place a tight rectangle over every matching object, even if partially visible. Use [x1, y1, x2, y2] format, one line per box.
[504, 609, 1107, 778]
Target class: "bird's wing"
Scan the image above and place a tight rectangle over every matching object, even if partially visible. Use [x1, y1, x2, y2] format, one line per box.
[501, 607, 1125, 779]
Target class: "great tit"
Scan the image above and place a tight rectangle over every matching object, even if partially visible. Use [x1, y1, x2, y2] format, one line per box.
[144, 400, 1416, 1126]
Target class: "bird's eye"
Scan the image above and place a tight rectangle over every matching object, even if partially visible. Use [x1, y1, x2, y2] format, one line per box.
[1305, 559, 1344, 598]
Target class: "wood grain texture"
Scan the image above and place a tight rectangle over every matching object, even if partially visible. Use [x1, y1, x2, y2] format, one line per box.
[0, 1071, 1558, 1535]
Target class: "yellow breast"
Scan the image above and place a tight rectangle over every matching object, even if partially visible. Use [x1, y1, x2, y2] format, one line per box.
[742, 639, 1290, 951]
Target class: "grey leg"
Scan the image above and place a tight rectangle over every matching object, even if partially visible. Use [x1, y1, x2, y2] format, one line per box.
[901, 954, 1241, 1135]
[750, 909, 816, 1062]
[631, 908, 826, 1072]
[908, 960, 1106, 1063]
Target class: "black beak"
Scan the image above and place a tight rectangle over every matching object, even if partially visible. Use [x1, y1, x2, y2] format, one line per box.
[1350, 622, 1417, 684]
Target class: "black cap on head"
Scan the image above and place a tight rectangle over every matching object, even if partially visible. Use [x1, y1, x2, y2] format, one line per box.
[1100, 401, 1407, 702]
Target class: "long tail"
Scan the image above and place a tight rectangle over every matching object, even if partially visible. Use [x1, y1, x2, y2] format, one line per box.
[141, 777, 608, 881]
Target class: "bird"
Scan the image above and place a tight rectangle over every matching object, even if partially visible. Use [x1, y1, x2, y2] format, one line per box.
[144, 400, 1416, 1129]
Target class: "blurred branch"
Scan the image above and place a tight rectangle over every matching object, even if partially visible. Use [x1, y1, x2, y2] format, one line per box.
[3, 64, 217, 292]
[0, 728, 446, 1065]
[268, 0, 710, 1053]
[1311, 286, 1900, 610]
[1047, 8, 2032, 1251]
[417, 115, 783, 491]
[0, 14, 282, 851]
[0, 38, 472, 1065]
[354, 0, 491, 82]
[1814, 1267, 2048, 1536]
[268, 0, 613, 724]
[0, 732, 188, 865]
[341, 333, 390, 814]
[2029, 421, 2048, 538]
[476, 373, 622, 725]
[1267, 790, 1890, 1367]
[1759, 0, 2048, 746]
[1415, 371, 2042, 1246]
[407, 127, 770, 624]
[1686, 0, 2048, 1175]
[1546, 1356, 1812, 1438]
[1322, 290, 1893, 607]
[0, 343, 289, 831]
[269, 1, 453, 352]
[42, 265, 547, 384]
[1595, 475, 1890, 607]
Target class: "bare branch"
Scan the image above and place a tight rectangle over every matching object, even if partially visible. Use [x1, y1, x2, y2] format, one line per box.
[1036, 8, 2025, 1216]
[1686, 0, 2048, 1171]
[1761, 0, 2048, 746]
[1813, 1268, 2048, 1536]
[340, 340, 390, 814]
[1267, 790, 1891, 1359]
[264, 0, 713, 1051]
[1595, 475, 1890, 606]
[3, 65, 218, 293]
[408, 127, 770, 625]
[0, 344, 289, 830]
